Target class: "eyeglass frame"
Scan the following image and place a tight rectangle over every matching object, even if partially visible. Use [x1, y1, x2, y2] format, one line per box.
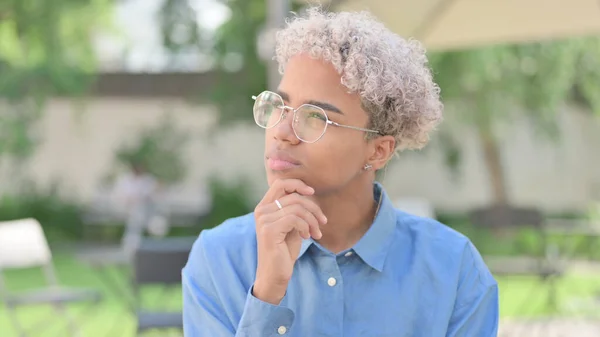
[251, 90, 381, 143]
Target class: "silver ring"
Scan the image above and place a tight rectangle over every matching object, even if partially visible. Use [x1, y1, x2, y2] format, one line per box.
[275, 199, 283, 210]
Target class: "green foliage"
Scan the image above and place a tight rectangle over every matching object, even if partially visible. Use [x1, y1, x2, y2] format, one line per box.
[0, 99, 42, 160]
[159, 0, 205, 53]
[164, 0, 305, 127]
[112, 114, 191, 185]
[200, 0, 268, 127]
[572, 37, 600, 113]
[0, 0, 114, 161]
[442, 212, 600, 260]
[0, 0, 113, 97]
[0, 0, 112, 65]
[588, 202, 600, 222]
[429, 38, 600, 137]
[203, 175, 254, 229]
[0, 180, 84, 241]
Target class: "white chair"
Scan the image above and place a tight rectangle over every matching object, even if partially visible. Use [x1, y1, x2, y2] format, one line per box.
[0, 218, 102, 337]
[394, 197, 436, 219]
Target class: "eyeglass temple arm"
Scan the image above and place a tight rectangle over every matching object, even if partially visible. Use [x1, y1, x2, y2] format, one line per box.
[328, 120, 380, 134]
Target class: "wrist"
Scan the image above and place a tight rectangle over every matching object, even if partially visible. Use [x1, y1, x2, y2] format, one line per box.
[253, 279, 288, 305]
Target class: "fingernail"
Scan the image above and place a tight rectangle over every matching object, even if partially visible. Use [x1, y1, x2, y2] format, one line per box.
[322, 216, 328, 224]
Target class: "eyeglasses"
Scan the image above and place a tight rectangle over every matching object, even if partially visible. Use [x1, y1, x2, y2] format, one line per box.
[251, 90, 380, 143]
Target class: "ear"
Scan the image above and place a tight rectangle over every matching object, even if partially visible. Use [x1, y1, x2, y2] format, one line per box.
[367, 135, 395, 170]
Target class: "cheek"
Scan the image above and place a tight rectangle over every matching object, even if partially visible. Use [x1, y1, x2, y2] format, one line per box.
[310, 138, 366, 180]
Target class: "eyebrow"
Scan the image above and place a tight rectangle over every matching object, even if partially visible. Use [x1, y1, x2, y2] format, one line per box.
[277, 90, 344, 115]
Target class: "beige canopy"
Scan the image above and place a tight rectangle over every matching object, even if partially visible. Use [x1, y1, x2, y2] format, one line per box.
[307, 0, 600, 50]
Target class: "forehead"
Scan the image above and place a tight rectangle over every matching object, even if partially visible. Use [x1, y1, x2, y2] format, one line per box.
[279, 54, 362, 110]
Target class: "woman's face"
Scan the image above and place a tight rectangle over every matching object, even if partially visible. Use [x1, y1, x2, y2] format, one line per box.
[263, 54, 392, 195]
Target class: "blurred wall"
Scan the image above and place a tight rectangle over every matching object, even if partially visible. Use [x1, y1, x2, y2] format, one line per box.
[12, 95, 598, 214]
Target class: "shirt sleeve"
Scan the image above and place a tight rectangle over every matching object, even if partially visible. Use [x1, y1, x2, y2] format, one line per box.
[182, 230, 295, 337]
[445, 242, 499, 337]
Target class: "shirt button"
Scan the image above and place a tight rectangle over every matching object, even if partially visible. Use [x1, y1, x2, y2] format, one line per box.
[327, 277, 337, 287]
[277, 326, 287, 335]
[344, 251, 353, 257]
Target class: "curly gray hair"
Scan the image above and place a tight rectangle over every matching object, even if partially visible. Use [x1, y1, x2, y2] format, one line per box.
[274, 7, 443, 152]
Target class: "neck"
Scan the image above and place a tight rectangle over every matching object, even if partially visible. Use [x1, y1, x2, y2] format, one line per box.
[314, 180, 378, 254]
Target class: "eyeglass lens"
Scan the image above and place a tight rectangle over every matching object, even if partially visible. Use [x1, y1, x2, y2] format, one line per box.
[253, 92, 328, 142]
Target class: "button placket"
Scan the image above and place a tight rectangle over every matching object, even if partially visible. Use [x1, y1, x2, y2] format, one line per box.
[317, 253, 344, 336]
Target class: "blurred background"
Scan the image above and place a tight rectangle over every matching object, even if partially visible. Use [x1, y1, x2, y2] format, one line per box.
[1, 0, 600, 336]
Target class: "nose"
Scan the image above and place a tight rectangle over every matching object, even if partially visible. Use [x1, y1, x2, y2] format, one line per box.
[273, 109, 300, 145]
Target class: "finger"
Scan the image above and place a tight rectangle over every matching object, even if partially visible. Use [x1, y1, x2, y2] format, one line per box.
[256, 199, 324, 239]
[260, 179, 314, 204]
[269, 214, 310, 240]
[257, 193, 327, 225]
[279, 193, 327, 225]
[263, 204, 322, 240]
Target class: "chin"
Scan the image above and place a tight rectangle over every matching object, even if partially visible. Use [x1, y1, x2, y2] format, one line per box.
[267, 169, 301, 180]
[268, 169, 314, 187]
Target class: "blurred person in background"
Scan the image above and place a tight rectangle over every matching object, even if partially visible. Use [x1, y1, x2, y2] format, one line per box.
[183, 7, 498, 337]
[112, 161, 158, 210]
[112, 161, 168, 252]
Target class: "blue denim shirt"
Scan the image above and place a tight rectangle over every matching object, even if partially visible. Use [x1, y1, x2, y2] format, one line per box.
[182, 184, 499, 336]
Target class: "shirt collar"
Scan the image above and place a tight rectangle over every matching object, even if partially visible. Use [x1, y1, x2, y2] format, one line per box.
[297, 182, 397, 272]
[299, 238, 312, 258]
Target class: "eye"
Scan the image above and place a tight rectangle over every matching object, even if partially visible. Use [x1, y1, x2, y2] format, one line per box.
[308, 112, 326, 121]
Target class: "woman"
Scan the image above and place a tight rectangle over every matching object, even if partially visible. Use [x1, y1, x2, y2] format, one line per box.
[183, 7, 498, 337]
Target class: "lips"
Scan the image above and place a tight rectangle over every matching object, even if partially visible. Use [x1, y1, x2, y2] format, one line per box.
[266, 151, 301, 171]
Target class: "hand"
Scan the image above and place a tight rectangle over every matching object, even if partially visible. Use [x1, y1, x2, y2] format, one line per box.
[252, 179, 327, 304]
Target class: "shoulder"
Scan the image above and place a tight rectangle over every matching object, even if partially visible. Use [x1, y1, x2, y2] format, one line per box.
[394, 209, 496, 288]
[394, 209, 469, 251]
[183, 213, 259, 308]
[193, 212, 257, 254]
[186, 213, 257, 271]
